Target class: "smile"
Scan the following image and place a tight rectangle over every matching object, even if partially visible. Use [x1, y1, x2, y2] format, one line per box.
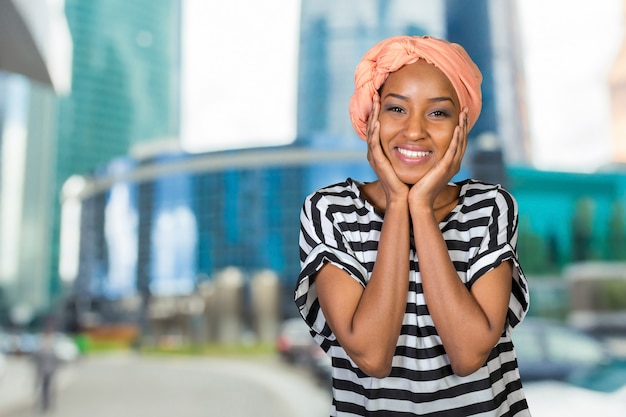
[397, 148, 431, 159]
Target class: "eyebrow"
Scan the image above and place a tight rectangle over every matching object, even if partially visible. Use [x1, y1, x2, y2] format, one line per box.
[383, 93, 455, 104]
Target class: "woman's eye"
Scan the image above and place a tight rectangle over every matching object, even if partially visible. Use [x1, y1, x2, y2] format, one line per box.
[386, 106, 404, 113]
[430, 110, 448, 118]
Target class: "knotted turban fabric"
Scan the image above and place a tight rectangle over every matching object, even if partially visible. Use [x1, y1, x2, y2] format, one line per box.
[349, 35, 483, 140]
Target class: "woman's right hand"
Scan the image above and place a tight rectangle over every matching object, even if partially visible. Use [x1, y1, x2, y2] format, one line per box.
[366, 94, 409, 206]
[316, 97, 413, 377]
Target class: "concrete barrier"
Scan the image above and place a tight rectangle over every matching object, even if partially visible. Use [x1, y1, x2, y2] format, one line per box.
[251, 270, 280, 344]
[215, 267, 245, 344]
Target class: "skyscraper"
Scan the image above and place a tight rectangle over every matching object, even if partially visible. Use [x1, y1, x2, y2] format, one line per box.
[53, 0, 181, 296]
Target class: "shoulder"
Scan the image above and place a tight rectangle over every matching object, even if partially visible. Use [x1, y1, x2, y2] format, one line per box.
[459, 179, 517, 211]
[306, 178, 357, 198]
[302, 178, 361, 212]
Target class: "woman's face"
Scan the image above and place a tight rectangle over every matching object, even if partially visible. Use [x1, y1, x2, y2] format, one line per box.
[377, 59, 460, 185]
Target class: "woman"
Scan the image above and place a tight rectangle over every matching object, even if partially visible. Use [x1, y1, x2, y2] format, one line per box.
[295, 35, 530, 416]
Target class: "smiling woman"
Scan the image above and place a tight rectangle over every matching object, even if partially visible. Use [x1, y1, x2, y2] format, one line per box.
[294, 35, 531, 417]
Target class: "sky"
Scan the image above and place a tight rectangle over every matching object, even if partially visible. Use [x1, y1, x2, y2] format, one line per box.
[180, 0, 625, 173]
[516, 0, 623, 172]
[180, 0, 301, 153]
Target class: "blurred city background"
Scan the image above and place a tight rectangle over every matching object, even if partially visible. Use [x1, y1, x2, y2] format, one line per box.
[1, 0, 626, 416]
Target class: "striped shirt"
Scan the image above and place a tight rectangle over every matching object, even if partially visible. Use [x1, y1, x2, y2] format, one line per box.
[295, 178, 530, 417]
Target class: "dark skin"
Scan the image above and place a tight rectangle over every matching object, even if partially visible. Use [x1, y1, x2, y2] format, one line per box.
[315, 60, 513, 378]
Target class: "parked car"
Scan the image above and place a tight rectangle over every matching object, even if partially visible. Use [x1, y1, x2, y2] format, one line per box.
[0, 331, 38, 356]
[0, 330, 79, 363]
[512, 318, 626, 393]
[309, 342, 332, 388]
[50, 332, 80, 363]
[276, 317, 317, 365]
[276, 317, 334, 389]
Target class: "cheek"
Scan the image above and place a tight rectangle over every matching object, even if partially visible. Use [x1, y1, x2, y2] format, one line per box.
[434, 122, 457, 141]
[373, 123, 393, 157]
[377, 117, 397, 140]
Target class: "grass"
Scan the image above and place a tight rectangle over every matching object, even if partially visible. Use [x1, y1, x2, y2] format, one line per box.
[76, 334, 277, 358]
[139, 342, 277, 357]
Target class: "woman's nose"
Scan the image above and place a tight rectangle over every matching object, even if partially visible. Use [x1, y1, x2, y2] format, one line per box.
[405, 115, 425, 140]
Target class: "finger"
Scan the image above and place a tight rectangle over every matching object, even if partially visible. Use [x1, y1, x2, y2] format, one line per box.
[449, 108, 468, 166]
[442, 125, 463, 177]
[455, 108, 466, 139]
[448, 126, 461, 160]
[367, 95, 380, 139]
[367, 99, 383, 159]
[368, 120, 385, 166]
[458, 108, 469, 161]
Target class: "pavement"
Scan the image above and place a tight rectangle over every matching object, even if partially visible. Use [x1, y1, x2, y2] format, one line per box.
[0, 352, 331, 417]
[0, 355, 74, 417]
[0, 356, 33, 416]
[3, 348, 626, 417]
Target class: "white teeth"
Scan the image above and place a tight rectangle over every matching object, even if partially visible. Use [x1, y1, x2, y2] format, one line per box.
[397, 148, 430, 158]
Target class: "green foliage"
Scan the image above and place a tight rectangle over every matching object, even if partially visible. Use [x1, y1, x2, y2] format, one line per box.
[526, 278, 570, 320]
[517, 217, 549, 274]
[518, 198, 626, 274]
[81, 337, 132, 353]
[598, 280, 626, 311]
[139, 343, 276, 357]
[572, 198, 595, 261]
[607, 202, 626, 261]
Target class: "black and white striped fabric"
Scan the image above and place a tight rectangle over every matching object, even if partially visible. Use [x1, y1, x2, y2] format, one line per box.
[295, 178, 530, 417]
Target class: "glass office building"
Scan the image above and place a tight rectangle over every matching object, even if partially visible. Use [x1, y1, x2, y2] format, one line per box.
[0, 0, 180, 323]
[53, 0, 181, 298]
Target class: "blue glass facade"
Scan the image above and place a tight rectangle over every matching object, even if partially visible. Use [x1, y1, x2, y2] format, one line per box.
[149, 156, 196, 296]
[74, 150, 309, 320]
[194, 162, 304, 278]
[445, 0, 497, 138]
[102, 159, 138, 299]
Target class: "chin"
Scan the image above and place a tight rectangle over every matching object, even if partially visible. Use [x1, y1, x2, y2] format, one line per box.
[391, 161, 430, 182]
[396, 171, 424, 186]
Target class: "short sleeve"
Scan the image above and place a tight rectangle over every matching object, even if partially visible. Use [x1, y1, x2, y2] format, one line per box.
[467, 188, 530, 329]
[294, 192, 369, 339]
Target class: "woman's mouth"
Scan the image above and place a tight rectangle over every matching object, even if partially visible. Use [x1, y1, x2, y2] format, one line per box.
[396, 147, 431, 159]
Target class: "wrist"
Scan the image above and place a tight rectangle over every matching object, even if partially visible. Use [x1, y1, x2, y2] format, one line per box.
[409, 203, 436, 220]
[385, 197, 409, 213]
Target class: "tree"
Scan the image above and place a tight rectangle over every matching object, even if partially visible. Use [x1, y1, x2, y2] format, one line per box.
[607, 201, 626, 261]
[571, 198, 595, 261]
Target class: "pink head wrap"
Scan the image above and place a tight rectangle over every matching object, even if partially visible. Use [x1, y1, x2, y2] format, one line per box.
[349, 35, 483, 140]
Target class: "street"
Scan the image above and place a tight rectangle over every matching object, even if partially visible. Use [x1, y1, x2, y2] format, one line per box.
[5, 353, 331, 417]
[8, 348, 626, 417]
